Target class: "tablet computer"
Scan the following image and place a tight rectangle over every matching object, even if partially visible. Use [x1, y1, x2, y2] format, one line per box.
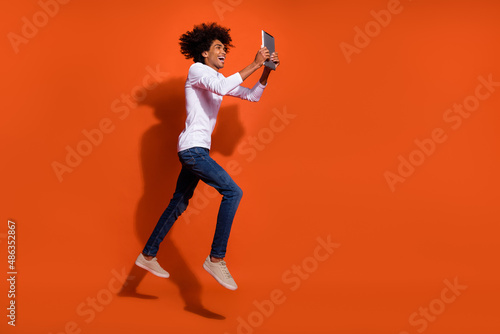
[261, 30, 276, 70]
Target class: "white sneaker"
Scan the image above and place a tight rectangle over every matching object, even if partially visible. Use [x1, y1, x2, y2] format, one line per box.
[135, 253, 170, 278]
[203, 256, 238, 290]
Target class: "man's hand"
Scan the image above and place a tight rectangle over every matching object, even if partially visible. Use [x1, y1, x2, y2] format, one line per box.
[254, 47, 271, 67]
[270, 52, 280, 68]
[259, 51, 280, 85]
[239, 47, 279, 82]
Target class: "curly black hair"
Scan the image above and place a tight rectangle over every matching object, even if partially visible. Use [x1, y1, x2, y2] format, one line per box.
[179, 22, 235, 63]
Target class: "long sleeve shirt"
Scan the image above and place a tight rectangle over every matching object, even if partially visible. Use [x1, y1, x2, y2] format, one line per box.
[177, 62, 266, 152]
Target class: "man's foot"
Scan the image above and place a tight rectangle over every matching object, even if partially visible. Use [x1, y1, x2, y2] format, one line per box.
[203, 256, 238, 290]
[135, 253, 170, 278]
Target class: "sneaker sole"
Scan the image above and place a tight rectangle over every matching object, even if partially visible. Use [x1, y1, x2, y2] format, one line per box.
[135, 260, 170, 278]
[203, 263, 237, 291]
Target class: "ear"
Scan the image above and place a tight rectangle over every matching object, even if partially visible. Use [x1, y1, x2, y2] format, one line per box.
[202, 51, 208, 58]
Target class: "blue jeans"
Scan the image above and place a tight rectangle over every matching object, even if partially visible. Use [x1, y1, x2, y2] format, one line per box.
[142, 147, 243, 258]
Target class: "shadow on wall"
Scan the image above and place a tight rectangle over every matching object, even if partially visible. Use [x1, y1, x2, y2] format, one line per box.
[118, 77, 245, 319]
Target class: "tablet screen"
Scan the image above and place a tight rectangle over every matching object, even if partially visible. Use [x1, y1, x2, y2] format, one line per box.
[262, 30, 276, 70]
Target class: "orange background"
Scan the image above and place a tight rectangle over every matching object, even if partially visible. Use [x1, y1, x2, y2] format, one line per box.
[1, 0, 499, 333]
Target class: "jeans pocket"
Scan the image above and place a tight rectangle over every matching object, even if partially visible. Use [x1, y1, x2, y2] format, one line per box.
[178, 149, 195, 165]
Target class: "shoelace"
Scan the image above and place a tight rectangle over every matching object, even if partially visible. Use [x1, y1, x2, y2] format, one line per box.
[218, 261, 232, 279]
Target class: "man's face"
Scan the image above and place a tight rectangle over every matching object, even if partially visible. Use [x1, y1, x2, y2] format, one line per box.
[203, 39, 226, 71]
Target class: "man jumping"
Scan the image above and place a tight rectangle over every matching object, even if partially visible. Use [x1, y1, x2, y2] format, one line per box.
[135, 22, 280, 290]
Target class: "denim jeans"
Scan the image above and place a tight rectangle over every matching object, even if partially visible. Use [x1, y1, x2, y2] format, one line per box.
[142, 147, 243, 259]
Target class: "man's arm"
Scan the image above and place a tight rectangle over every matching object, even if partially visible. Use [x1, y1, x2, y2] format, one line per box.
[190, 49, 279, 96]
[259, 67, 272, 86]
[227, 51, 280, 101]
[226, 81, 266, 102]
[238, 47, 270, 81]
[259, 52, 279, 85]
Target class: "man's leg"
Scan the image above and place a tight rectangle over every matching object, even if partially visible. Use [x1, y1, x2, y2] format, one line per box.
[180, 147, 242, 290]
[181, 147, 243, 259]
[143, 166, 200, 257]
[137, 165, 199, 277]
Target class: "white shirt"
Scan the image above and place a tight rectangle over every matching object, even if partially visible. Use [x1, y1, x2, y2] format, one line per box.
[177, 62, 267, 152]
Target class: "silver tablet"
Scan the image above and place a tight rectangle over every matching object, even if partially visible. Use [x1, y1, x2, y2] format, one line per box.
[262, 30, 276, 70]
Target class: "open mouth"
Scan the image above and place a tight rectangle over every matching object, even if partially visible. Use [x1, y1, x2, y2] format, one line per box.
[218, 56, 225, 63]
